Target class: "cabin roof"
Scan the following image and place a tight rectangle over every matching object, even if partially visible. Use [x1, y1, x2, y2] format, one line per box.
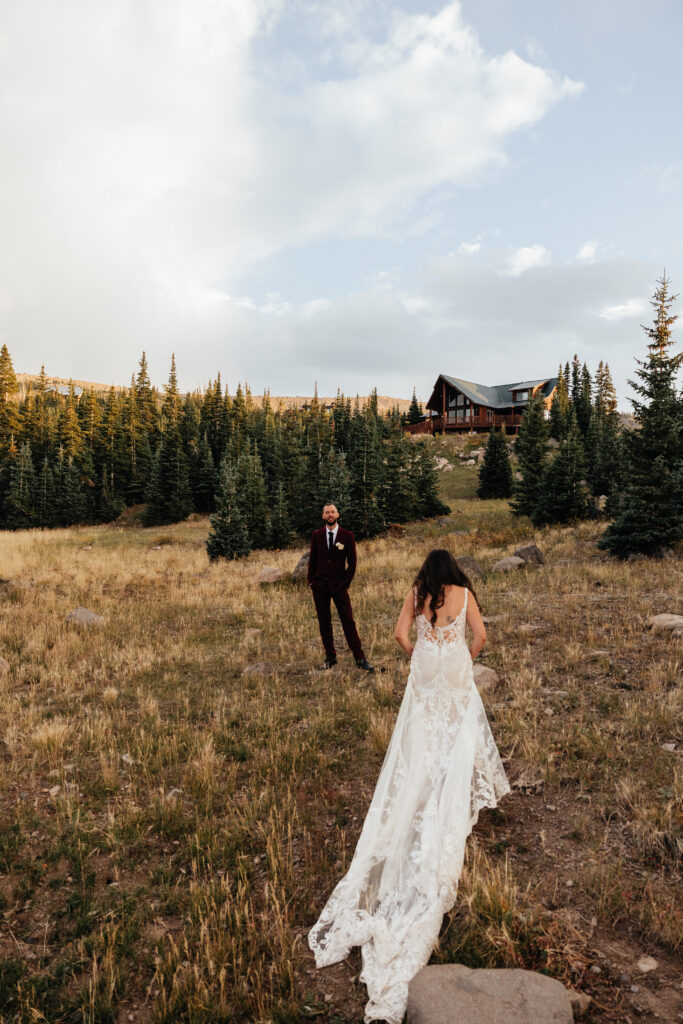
[430, 375, 557, 409]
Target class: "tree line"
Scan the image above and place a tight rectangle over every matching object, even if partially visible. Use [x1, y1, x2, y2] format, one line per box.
[0, 354, 448, 548]
[477, 275, 682, 557]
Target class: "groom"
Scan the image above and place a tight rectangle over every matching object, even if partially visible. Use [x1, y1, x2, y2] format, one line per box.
[308, 502, 374, 673]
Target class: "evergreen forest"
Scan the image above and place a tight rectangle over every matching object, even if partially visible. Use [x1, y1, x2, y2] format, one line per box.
[0, 352, 448, 552]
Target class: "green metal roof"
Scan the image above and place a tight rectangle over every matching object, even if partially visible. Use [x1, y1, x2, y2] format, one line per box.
[435, 375, 557, 409]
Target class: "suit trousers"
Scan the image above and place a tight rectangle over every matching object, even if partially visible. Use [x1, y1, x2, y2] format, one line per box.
[312, 584, 365, 662]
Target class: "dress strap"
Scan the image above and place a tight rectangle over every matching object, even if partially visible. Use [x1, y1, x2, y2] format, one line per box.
[463, 587, 468, 614]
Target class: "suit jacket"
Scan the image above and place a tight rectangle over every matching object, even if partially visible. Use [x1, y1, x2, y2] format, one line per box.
[307, 525, 357, 593]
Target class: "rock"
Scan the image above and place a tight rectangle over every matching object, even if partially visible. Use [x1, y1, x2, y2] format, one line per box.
[256, 566, 289, 584]
[514, 471, 523, 482]
[465, 459, 476, 465]
[593, 495, 607, 512]
[647, 613, 683, 633]
[492, 556, 525, 573]
[660, 742, 676, 752]
[407, 965, 573, 1024]
[567, 990, 592, 1018]
[513, 544, 545, 566]
[291, 552, 310, 579]
[589, 965, 601, 975]
[243, 662, 278, 676]
[454, 556, 482, 580]
[473, 664, 499, 693]
[442, 464, 454, 472]
[438, 517, 451, 528]
[66, 606, 105, 627]
[0, 656, 9, 674]
[636, 956, 657, 974]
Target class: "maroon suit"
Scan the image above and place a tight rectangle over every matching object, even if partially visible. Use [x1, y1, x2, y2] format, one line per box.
[308, 525, 366, 662]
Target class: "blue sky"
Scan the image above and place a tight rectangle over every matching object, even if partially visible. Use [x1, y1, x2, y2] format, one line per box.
[0, 0, 680, 407]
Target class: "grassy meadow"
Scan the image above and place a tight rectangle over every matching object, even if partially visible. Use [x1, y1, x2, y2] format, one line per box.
[0, 436, 680, 1024]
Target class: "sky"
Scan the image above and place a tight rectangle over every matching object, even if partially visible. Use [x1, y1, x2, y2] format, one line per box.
[1, 0, 681, 408]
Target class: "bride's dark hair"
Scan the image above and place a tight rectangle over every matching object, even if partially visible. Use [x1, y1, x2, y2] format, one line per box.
[414, 548, 479, 625]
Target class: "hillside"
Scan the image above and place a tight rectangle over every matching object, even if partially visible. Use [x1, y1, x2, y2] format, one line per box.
[15, 372, 412, 412]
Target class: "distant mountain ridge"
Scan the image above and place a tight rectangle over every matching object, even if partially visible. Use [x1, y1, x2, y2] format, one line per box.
[16, 373, 412, 413]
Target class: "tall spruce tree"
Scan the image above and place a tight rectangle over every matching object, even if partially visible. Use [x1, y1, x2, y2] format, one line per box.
[269, 482, 293, 549]
[143, 430, 193, 525]
[532, 417, 588, 526]
[477, 428, 513, 499]
[0, 345, 19, 457]
[380, 431, 417, 522]
[411, 442, 450, 518]
[2, 442, 36, 528]
[549, 366, 570, 440]
[408, 388, 421, 425]
[36, 457, 57, 527]
[206, 459, 251, 560]
[599, 275, 683, 557]
[511, 392, 548, 517]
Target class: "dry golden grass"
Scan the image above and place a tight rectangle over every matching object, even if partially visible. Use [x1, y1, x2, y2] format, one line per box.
[0, 501, 680, 1022]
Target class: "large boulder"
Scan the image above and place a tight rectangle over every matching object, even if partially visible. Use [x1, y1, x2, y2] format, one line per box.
[407, 965, 573, 1024]
[492, 556, 525, 573]
[473, 664, 499, 693]
[648, 613, 683, 633]
[66, 607, 105, 627]
[454, 556, 482, 580]
[513, 544, 545, 566]
[256, 566, 289, 584]
[291, 552, 310, 579]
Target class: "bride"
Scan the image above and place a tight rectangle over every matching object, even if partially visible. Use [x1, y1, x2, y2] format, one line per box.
[308, 548, 510, 1023]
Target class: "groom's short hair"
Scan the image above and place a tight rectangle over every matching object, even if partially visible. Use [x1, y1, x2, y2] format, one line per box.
[323, 501, 338, 509]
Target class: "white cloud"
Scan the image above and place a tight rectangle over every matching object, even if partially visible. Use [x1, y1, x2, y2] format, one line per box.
[577, 240, 599, 263]
[458, 240, 482, 255]
[503, 244, 551, 277]
[0, 0, 584, 385]
[597, 298, 647, 321]
[630, 163, 679, 195]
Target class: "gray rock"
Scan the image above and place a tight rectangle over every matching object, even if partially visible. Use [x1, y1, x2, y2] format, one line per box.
[438, 517, 452, 528]
[636, 955, 657, 974]
[465, 459, 476, 465]
[0, 656, 9, 674]
[66, 606, 105, 627]
[454, 556, 482, 580]
[647, 613, 683, 633]
[513, 544, 545, 566]
[567, 990, 592, 1018]
[660, 742, 677, 752]
[291, 552, 310, 579]
[243, 662, 278, 676]
[473, 664, 499, 693]
[492, 556, 525, 573]
[256, 566, 289, 584]
[407, 965, 573, 1024]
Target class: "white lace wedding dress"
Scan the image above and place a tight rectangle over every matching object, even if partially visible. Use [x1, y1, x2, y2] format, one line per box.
[308, 588, 510, 1023]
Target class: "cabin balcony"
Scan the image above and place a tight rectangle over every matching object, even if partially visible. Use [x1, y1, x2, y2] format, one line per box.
[406, 412, 524, 435]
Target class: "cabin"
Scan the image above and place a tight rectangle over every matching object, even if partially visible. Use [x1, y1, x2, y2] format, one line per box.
[407, 374, 558, 435]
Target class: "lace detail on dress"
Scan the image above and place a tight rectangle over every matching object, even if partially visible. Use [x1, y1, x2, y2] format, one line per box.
[309, 584, 510, 1024]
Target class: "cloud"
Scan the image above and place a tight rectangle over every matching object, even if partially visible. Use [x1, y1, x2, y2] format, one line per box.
[0, 0, 584, 386]
[503, 244, 551, 277]
[576, 240, 599, 263]
[458, 240, 482, 255]
[597, 298, 648, 321]
[630, 163, 679, 195]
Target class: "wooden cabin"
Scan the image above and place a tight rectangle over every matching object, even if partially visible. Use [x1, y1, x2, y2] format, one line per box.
[407, 374, 558, 435]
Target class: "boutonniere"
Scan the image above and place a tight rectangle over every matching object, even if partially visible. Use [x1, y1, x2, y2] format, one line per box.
[335, 542, 344, 550]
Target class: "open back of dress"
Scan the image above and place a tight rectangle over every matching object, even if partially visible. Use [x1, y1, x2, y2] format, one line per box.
[308, 588, 511, 1024]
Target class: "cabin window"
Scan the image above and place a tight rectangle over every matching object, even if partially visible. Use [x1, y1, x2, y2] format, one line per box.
[515, 390, 529, 402]
[486, 408, 493, 419]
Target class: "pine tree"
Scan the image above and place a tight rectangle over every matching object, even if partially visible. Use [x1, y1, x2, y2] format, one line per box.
[531, 418, 588, 526]
[549, 366, 570, 440]
[36, 457, 57, 527]
[576, 363, 593, 434]
[0, 344, 19, 455]
[235, 442, 269, 548]
[380, 432, 416, 522]
[326, 449, 353, 518]
[143, 429, 193, 525]
[55, 451, 87, 526]
[136, 352, 159, 443]
[193, 433, 217, 513]
[477, 428, 513, 499]
[511, 392, 548, 518]
[411, 442, 450, 518]
[2, 443, 36, 528]
[269, 481, 293, 549]
[206, 459, 251, 561]
[570, 354, 582, 408]
[408, 388, 421, 425]
[599, 274, 683, 557]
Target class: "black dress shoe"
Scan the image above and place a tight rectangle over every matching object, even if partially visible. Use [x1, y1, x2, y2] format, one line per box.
[320, 656, 337, 670]
[356, 658, 375, 673]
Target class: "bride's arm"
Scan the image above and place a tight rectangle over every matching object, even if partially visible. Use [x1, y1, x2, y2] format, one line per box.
[394, 590, 416, 656]
[466, 596, 487, 660]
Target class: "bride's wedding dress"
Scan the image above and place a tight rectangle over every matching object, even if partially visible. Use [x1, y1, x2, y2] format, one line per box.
[308, 589, 510, 1023]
